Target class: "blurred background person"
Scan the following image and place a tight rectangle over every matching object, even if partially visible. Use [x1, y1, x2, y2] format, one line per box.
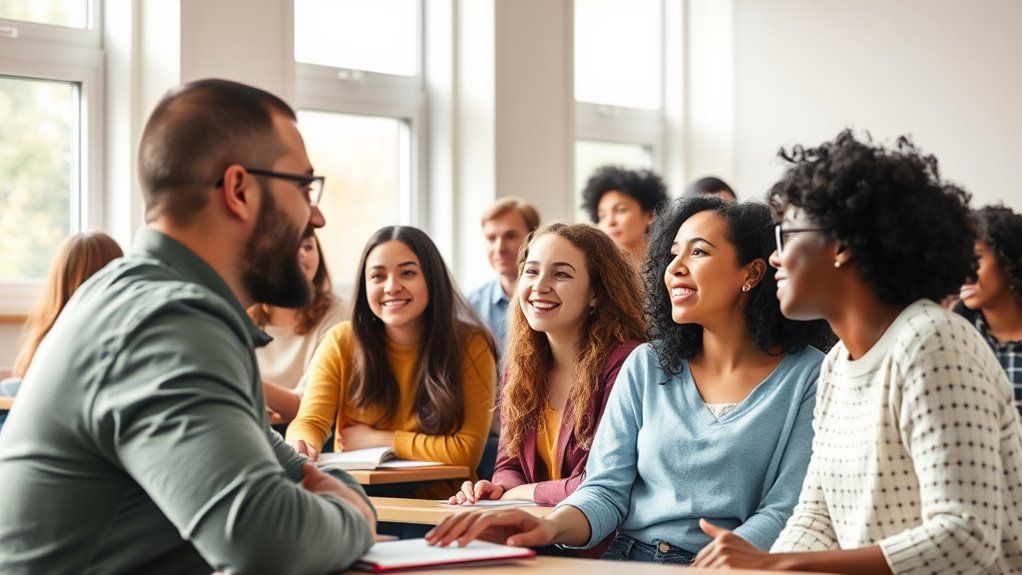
[468, 198, 541, 355]
[685, 176, 737, 203]
[249, 228, 347, 424]
[956, 204, 1022, 415]
[1, 232, 122, 430]
[581, 165, 668, 265]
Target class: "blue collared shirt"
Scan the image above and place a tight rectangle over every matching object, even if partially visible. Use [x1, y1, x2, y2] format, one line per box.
[468, 277, 510, 354]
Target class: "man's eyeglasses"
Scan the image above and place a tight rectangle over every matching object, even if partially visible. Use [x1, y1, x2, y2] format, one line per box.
[774, 224, 822, 256]
[216, 167, 325, 207]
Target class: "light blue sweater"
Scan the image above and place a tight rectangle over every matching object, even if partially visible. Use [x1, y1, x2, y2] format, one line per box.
[561, 343, 822, 553]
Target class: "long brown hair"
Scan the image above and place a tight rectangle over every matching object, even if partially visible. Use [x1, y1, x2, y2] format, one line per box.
[249, 229, 337, 335]
[349, 226, 495, 434]
[502, 223, 646, 457]
[13, 232, 123, 377]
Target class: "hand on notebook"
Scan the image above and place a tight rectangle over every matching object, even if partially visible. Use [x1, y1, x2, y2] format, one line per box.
[449, 480, 505, 504]
[341, 423, 396, 451]
[425, 509, 554, 549]
[301, 462, 377, 534]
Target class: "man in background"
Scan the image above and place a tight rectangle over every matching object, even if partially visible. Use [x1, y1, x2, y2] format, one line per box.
[468, 197, 541, 354]
[0, 79, 375, 574]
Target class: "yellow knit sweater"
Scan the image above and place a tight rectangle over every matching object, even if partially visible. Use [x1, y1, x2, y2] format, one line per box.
[286, 322, 495, 477]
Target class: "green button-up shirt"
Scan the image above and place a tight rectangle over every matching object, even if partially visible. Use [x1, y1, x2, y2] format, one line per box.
[0, 227, 373, 574]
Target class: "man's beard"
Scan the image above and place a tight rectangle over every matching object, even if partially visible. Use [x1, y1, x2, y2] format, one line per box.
[240, 187, 311, 308]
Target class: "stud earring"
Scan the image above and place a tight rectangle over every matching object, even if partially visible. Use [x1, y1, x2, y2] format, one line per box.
[741, 284, 751, 293]
[834, 260, 842, 268]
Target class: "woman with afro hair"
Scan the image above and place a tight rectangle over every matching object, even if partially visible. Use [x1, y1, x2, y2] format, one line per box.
[692, 130, 1022, 574]
[427, 196, 832, 564]
[956, 205, 1022, 416]
[581, 165, 668, 265]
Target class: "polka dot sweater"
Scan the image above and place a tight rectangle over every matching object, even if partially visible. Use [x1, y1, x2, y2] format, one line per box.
[772, 299, 1022, 574]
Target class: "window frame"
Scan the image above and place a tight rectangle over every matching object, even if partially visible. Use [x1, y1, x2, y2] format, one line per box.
[573, 0, 667, 197]
[290, 0, 427, 293]
[0, 4, 105, 315]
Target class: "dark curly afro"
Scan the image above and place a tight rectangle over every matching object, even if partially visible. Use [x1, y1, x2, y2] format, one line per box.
[581, 165, 669, 223]
[643, 196, 835, 379]
[766, 129, 977, 307]
[976, 204, 1022, 306]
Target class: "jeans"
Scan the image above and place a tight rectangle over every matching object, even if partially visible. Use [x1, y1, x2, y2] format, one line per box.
[601, 533, 695, 565]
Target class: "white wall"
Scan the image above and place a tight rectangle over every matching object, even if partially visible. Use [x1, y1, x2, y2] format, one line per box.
[729, 0, 1022, 209]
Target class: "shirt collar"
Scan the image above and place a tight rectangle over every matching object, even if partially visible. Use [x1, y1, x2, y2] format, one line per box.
[131, 227, 272, 347]
[489, 277, 510, 306]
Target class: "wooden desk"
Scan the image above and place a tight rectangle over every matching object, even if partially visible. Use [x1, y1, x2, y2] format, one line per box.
[370, 497, 554, 525]
[0, 397, 13, 411]
[348, 465, 469, 485]
[342, 554, 837, 574]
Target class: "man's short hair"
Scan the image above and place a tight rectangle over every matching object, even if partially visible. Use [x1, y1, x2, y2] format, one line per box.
[138, 79, 297, 226]
[480, 197, 541, 233]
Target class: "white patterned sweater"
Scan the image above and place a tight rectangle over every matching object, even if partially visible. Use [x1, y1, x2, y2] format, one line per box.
[772, 300, 1022, 574]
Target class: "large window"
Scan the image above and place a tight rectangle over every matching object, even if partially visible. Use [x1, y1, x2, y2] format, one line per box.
[0, 76, 77, 280]
[573, 0, 664, 219]
[0, 1, 103, 313]
[293, 0, 423, 288]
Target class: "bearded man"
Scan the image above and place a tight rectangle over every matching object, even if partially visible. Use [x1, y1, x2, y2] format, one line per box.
[0, 79, 376, 574]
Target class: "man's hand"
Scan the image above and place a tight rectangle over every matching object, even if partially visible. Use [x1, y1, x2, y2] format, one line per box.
[290, 439, 320, 461]
[301, 462, 376, 534]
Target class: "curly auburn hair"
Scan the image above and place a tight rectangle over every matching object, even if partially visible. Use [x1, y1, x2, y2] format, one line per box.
[581, 165, 669, 223]
[643, 196, 835, 379]
[767, 129, 977, 306]
[975, 204, 1022, 306]
[501, 223, 646, 458]
[249, 229, 338, 335]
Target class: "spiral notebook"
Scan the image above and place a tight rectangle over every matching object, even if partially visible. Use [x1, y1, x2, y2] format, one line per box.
[353, 538, 536, 573]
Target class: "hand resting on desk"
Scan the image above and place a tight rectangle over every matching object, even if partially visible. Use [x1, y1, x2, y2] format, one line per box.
[449, 479, 505, 504]
[425, 509, 556, 549]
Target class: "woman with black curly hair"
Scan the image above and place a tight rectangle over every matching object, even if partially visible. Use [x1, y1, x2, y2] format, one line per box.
[693, 130, 1022, 574]
[581, 165, 668, 264]
[427, 196, 832, 564]
[956, 205, 1022, 416]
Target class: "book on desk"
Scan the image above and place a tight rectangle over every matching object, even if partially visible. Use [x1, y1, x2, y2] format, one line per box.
[318, 447, 443, 471]
[353, 538, 535, 573]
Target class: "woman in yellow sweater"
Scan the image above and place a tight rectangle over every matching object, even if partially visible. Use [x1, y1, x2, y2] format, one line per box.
[286, 226, 497, 484]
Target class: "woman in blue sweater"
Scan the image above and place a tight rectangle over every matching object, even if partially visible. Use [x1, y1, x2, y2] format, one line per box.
[426, 197, 834, 564]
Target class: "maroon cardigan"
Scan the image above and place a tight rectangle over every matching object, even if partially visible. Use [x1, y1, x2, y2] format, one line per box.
[491, 339, 641, 505]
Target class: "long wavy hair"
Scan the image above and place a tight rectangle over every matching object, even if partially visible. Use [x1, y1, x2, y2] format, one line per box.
[502, 223, 646, 458]
[643, 197, 835, 381]
[349, 226, 495, 434]
[13, 232, 123, 377]
[249, 229, 338, 335]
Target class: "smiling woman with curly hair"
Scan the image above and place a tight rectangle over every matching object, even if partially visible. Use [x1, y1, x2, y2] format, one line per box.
[956, 204, 1022, 415]
[427, 197, 830, 565]
[691, 130, 1022, 574]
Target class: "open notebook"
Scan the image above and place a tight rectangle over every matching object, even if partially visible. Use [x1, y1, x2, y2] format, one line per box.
[353, 538, 536, 573]
[317, 447, 442, 471]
